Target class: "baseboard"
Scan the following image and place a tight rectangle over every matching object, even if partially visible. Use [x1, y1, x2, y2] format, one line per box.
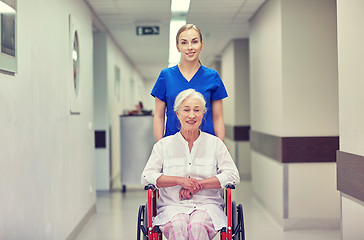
[66, 204, 97, 240]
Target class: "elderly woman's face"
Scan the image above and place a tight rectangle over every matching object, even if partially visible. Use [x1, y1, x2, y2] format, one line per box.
[177, 97, 204, 132]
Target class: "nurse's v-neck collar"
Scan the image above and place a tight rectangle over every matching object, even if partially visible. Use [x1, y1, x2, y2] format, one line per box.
[175, 64, 203, 83]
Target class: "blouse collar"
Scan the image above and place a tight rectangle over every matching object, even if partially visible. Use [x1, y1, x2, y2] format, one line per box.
[177, 130, 203, 146]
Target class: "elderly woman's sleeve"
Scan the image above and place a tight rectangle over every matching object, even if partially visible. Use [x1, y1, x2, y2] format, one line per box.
[141, 142, 164, 186]
[214, 139, 240, 188]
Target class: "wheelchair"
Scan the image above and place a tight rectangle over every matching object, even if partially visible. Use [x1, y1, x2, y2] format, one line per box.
[137, 184, 245, 240]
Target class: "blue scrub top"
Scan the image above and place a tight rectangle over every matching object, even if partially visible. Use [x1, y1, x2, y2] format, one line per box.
[151, 65, 228, 137]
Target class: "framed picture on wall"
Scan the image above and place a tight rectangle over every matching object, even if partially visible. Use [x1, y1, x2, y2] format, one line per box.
[0, 0, 17, 74]
[69, 14, 81, 114]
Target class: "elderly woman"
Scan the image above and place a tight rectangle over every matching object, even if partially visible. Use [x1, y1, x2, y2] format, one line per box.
[141, 89, 240, 240]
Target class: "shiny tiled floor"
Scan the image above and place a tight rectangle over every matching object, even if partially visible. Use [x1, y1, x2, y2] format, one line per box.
[76, 181, 340, 240]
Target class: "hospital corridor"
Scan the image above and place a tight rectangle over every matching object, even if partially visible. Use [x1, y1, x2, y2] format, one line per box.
[1, 0, 364, 240]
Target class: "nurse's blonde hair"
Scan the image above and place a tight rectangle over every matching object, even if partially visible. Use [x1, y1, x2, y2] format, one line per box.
[176, 24, 203, 44]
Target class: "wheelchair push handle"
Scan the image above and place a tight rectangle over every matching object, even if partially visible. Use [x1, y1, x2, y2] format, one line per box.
[225, 184, 235, 189]
[144, 184, 156, 190]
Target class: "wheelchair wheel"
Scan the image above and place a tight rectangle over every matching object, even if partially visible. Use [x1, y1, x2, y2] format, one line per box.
[231, 201, 239, 240]
[143, 203, 149, 240]
[137, 205, 143, 240]
[137, 203, 149, 240]
[137, 204, 145, 240]
[237, 204, 245, 240]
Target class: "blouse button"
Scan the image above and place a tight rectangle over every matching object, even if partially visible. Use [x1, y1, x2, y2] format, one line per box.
[189, 162, 191, 165]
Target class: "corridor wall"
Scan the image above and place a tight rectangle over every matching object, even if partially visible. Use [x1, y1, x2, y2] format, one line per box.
[93, 30, 148, 191]
[93, 32, 109, 190]
[249, 0, 339, 230]
[221, 39, 251, 180]
[336, 0, 364, 239]
[0, 0, 96, 239]
[0, 0, 150, 238]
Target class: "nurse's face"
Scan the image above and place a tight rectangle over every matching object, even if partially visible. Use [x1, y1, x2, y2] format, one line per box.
[176, 29, 203, 63]
[177, 97, 204, 132]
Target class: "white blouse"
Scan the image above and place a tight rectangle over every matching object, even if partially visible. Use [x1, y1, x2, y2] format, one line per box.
[141, 131, 240, 230]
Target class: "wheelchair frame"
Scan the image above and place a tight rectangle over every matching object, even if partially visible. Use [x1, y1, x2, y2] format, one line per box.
[137, 184, 245, 240]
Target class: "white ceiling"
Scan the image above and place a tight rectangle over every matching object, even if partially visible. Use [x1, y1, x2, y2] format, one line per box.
[85, 0, 266, 82]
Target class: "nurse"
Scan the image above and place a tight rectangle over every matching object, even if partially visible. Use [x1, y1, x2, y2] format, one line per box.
[151, 24, 228, 142]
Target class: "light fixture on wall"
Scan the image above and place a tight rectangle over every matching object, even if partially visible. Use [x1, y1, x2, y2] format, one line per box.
[0, 1, 16, 14]
[168, 19, 186, 67]
[168, 0, 190, 67]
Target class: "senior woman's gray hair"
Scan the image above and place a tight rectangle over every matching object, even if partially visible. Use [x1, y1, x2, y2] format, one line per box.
[174, 89, 207, 113]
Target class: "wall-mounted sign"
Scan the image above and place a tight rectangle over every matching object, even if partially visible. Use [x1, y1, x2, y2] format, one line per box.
[136, 26, 159, 36]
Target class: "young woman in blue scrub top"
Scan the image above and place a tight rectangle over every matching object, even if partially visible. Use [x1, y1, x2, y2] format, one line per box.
[151, 24, 228, 142]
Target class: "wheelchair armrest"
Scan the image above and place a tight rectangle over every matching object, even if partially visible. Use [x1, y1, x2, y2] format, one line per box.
[225, 184, 235, 189]
[144, 184, 156, 191]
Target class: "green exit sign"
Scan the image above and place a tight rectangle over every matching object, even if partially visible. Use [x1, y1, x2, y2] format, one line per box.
[136, 26, 160, 36]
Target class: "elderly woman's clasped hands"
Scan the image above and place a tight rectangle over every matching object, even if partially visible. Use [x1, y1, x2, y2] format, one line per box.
[179, 178, 202, 200]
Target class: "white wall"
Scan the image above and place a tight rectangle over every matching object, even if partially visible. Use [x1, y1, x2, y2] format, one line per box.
[0, 0, 95, 238]
[287, 163, 339, 229]
[250, 0, 284, 136]
[336, 0, 364, 158]
[250, 0, 339, 230]
[222, 39, 251, 126]
[281, 0, 339, 137]
[341, 195, 364, 240]
[234, 39, 250, 126]
[222, 41, 235, 126]
[251, 152, 285, 222]
[337, 0, 364, 239]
